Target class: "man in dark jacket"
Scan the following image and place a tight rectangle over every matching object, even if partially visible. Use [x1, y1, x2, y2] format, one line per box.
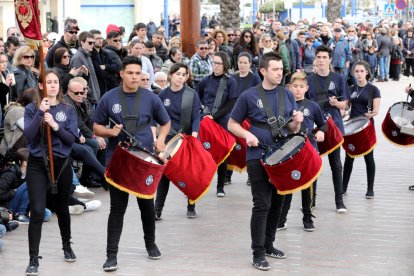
[152, 31, 168, 61]
[45, 18, 80, 67]
[104, 31, 123, 89]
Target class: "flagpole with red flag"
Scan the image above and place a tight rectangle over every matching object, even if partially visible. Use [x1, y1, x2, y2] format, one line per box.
[15, 0, 57, 194]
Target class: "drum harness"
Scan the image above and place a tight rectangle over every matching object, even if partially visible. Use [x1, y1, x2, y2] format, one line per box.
[168, 86, 195, 137]
[202, 75, 228, 117]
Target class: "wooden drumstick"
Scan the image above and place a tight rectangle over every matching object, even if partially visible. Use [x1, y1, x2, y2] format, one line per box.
[108, 118, 141, 147]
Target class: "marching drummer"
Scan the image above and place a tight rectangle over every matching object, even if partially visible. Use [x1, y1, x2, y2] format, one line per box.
[228, 52, 303, 271]
[307, 45, 350, 213]
[342, 60, 380, 199]
[197, 51, 238, 197]
[278, 71, 327, 232]
[93, 56, 171, 271]
[155, 63, 202, 219]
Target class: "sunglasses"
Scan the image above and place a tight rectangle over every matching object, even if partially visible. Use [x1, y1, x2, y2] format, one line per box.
[86, 41, 95, 45]
[23, 55, 35, 60]
[62, 55, 70, 59]
[112, 39, 120, 43]
[264, 40, 272, 42]
[141, 78, 150, 81]
[68, 31, 78, 35]
[228, 34, 234, 37]
[11, 33, 21, 37]
[198, 47, 208, 50]
[260, 29, 266, 31]
[213, 61, 223, 65]
[71, 91, 86, 96]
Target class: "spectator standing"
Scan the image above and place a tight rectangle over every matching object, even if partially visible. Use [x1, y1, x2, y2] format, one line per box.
[376, 28, 393, 82]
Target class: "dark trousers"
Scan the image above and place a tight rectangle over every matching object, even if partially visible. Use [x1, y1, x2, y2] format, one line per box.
[217, 160, 227, 190]
[106, 185, 156, 257]
[279, 181, 315, 225]
[247, 159, 284, 258]
[404, 58, 414, 76]
[343, 150, 375, 192]
[26, 155, 72, 258]
[71, 143, 105, 181]
[327, 147, 344, 203]
[155, 174, 194, 212]
[389, 62, 401, 80]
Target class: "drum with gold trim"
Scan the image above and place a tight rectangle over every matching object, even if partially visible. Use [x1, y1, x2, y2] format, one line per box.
[315, 115, 344, 156]
[343, 117, 376, 158]
[382, 102, 414, 146]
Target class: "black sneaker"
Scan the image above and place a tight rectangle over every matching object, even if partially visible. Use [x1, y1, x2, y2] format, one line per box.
[187, 209, 197, 218]
[103, 255, 118, 272]
[409, 185, 414, 190]
[336, 202, 347, 214]
[62, 241, 76, 262]
[224, 177, 232, 185]
[155, 209, 162, 221]
[265, 247, 286, 259]
[252, 256, 270, 271]
[6, 220, 19, 232]
[303, 215, 316, 232]
[365, 190, 374, 199]
[276, 223, 287, 231]
[25, 256, 41, 276]
[146, 243, 162, 260]
[216, 188, 226, 198]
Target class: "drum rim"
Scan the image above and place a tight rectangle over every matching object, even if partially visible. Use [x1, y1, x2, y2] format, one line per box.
[263, 134, 306, 165]
[160, 134, 183, 159]
[119, 143, 164, 165]
[343, 117, 370, 136]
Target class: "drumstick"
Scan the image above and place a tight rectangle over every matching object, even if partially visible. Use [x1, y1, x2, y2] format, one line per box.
[277, 106, 305, 131]
[109, 118, 141, 147]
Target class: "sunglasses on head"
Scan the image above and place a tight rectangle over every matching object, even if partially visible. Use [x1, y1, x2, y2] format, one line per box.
[68, 31, 78, 35]
[23, 55, 35, 60]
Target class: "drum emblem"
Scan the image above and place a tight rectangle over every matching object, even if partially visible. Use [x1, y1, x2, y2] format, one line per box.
[235, 144, 241, 150]
[351, 91, 357, 99]
[348, 144, 355, 151]
[203, 142, 211, 150]
[145, 175, 154, 185]
[178, 181, 186, 188]
[164, 99, 171, 107]
[391, 130, 398, 137]
[55, 111, 67, 122]
[303, 108, 310, 117]
[112, 104, 122, 114]
[257, 99, 263, 108]
[291, 170, 301, 180]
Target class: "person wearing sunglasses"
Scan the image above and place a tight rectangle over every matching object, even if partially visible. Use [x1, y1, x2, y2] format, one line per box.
[70, 31, 101, 103]
[52, 48, 81, 94]
[9, 46, 37, 101]
[45, 18, 80, 67]
[104, 31, 124, 89]
[189, 40, 213, 89]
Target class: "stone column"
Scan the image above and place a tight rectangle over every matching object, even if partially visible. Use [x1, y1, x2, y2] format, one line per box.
[180, 0, 200, 58]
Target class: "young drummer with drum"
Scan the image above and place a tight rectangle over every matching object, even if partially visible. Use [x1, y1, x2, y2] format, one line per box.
[93, 56, 171, 272]
[155, 63, 202, 219]
[342, 60, 381, 198]
[228, 52, 303, 271]
[307, 45, 350, 213]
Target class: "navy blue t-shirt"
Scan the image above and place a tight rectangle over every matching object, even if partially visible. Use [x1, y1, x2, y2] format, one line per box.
[197, 73, 238, 128]
[349, 83, 381, 118]
[307, 72, 350, 134]
[230, 72, 262, 96]
[230, 86, 298, 161]
[296, 98, 326, 149]
[93, 87, 170, 164]
[158, 86, 201, 135]
[24, 102, 78, 158]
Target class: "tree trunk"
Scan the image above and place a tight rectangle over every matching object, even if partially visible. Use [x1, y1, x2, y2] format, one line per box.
[327, 0, 342, 23]
[219, 0, 240, 29]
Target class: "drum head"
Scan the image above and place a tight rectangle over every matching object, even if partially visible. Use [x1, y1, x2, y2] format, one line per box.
[160, 135, 183, 159]
[344, 117, 369, 136]
[129, 149, 161, 164]
[390, 102, 414, 129]
[265, 135, 305, 165]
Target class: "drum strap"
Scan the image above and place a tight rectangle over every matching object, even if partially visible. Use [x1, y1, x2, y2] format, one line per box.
[179, 86, 195, 134]
[211, 75, 229, 115]
[367, 85, 374, 112]
[255, 85, 285, 140]
[311, 72, 333, 110]
[117, 87, 148, 135]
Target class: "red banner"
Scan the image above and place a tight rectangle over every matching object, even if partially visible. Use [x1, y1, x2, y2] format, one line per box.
[14, 0, 42, 40]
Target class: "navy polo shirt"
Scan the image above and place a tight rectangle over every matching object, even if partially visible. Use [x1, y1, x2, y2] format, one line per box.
[93, 87, 170, 164]
[307, 72, 350, 134]
[158, 86, 201, 135]
[24, 102, 78, 158]
[230, 85, 298, 161]
[349, 83, 381, 118]
[296, 99, 326, 149]
[230, 72, 262, 95]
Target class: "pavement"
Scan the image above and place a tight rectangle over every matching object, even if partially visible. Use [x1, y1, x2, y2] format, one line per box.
[2, 78, 414, 276]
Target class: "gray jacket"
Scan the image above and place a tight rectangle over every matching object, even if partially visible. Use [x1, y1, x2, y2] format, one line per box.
[376, 35, 393, 56]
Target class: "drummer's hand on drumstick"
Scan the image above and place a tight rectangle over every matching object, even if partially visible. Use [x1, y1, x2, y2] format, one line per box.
[314, 130, 325, 142]
[365, 111, 374, 119]
[155, 139, 166, 153]
[329, 96, 339, 107]
[245, 132, 259, 147]
[292, 110, 304, 124]
[405, 85, 413, 95]
[110, 123, 123, 137]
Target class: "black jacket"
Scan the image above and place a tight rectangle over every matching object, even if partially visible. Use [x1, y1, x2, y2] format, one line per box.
[53, 63, 74, 94]
[0, 164, 23, 207]
[62, 94, 94, 139]
[45, 36, 80, 67]
[103, 45, 122, 89]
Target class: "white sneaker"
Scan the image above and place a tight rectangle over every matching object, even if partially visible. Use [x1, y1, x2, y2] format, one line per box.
[74, 185, 95, 199]
[85, 200, 102, 212]
[69, 205, 85, 215]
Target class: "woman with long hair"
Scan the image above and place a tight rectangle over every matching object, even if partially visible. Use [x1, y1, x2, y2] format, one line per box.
[10, 46, 38, 101]
[233, 29, 259, 72]
[23, 69, 78, 275]
[52, 48, 80, 93]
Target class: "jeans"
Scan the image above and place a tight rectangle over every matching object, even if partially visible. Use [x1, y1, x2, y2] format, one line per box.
[343, 150, 375, 193]
[26, 155, 72, 258]
[378, 54, 390, 80]
[0, 224, 5, 252]
[71, 143, 105, 181]
[72, 167, 80, 186]
[8, 183, 29, 214]
[106, 184, 156, 257]
[247, 159, 284, 258]
[370, 67, 375, 81]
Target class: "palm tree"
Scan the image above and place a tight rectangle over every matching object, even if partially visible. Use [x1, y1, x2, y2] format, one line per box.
[219, 0, 241, 29]
[327, 0, 342, 22]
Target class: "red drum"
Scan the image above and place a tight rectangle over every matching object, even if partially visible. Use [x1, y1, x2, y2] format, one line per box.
[261, 134, 322, 195]
[105, 143, 166, 199]
[227, 120, 250, 172]
[316, 115, 344, 156]
[382, 102, 414, 147]
[161, 134, 217, 204]
[199, 116, 236, 165]
[342, 117, 377, 158]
